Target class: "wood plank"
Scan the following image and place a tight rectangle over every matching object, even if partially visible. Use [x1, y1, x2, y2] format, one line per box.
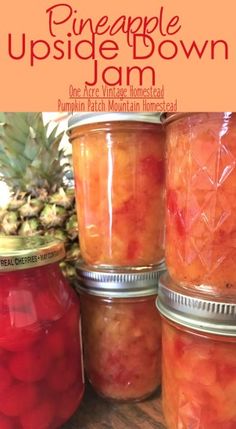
[62, 384, 167, 429]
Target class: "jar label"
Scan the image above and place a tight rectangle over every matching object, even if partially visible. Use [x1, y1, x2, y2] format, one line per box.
[0, 247, 65, 271]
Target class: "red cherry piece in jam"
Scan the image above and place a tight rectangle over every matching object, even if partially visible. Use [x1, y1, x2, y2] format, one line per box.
[57, 383, 83, 422]
[113, 197, 136, 217]
[35, 290, 64, 321]
[127, 239, 140, 262]
[0, 366, 13, 393]
[167, 189, 178, 214]
[171, 337, 187, 360]
[47, 355, 78, 392]
[218, 364, 236, 386]
[0, 414, 14, 429]
[139, 156, 164, 185]
[0, 383, 38, 417]
[174, 211, 185, 237]
[20, 398, 55, 429]
[167, 190, 186, 236]
[9, 345, 50, 382]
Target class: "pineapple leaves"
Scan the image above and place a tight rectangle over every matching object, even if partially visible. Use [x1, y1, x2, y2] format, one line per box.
[0, 112, 68, 194]
[1, 125, 26, 153]
[47, 123, 60, 145]
[23, 135, 41, 161]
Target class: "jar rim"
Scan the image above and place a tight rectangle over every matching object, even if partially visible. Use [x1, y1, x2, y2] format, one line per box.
[157, 274, 236, 337]
[160, 112, 233, 125]
[0, 236, 65, 271]
[68, 112, 161, 132]
[75, 261, 166, 298]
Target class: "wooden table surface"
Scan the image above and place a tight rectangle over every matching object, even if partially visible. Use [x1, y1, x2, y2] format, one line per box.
[62, 384, 167, 429]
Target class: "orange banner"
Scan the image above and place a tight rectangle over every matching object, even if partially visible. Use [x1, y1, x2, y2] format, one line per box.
[0, 0, 235, 111]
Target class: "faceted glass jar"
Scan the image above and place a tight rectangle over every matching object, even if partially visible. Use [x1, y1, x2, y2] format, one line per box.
[165, 112, 236, 297]
[0, 262, 84, 429]
[79, 292, 162, 401]
[70, 120, 165, 267]
[162, 318, 236, 429]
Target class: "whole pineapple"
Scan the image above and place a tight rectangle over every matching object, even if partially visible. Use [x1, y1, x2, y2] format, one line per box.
[0, 112, 80, 280]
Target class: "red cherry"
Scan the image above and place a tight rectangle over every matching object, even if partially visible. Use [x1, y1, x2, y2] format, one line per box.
[20, 398, 55, 429]
[0, 348, 10, 365]
[55, 305, 81, 357]
[0, 414, 15, 429]
[0, 382, 39, 417]
[47, 355, 79, 393]
[64, 301, 79, 332]
[35, 289, 64, 321]
[56, 303, 79, 337]
[57, 383, 84, 422]
[0, 366, 13, 393]
[0, 314, 41, 352]
[44, 327, 67, 359]
[9, 344, 50, 382]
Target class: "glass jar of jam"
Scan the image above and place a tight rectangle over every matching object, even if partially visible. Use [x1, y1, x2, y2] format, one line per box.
[68, 113, 165, 268]
[76, 262, 165, 401]
[0, 236, 84, 429]
[164, 112, 236, 298]
[157, 274, 236, 429]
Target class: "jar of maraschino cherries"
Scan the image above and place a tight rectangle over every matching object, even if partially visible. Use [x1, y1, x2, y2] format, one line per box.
[76, 262, 165, 402]
[0, 236, 84, 429]
[157, 274, 236, 429]
[68, 113, 165, 268]
[163, 112, 236, 298]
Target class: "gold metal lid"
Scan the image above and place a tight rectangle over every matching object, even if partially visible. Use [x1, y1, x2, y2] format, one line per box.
[0, 236, 65, 271]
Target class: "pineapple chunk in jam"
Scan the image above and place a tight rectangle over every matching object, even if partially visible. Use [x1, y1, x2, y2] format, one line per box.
[80, 293, 162, 401]
[166, 112, 236, 296]
[71, 121, 165, 267]
[162, 321, 236, 429]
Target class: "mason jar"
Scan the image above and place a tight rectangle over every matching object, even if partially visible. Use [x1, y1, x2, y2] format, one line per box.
[164, 112, 236, 298]
[0, 236, 84, 429]
[76, 262, 165, 401]
[157, 274, 236, 429]
[68, 113, 165, 268]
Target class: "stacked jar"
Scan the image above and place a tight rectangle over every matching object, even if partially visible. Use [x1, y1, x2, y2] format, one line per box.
[158, 113, 236, 429]
[68, 112, 166, 401]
